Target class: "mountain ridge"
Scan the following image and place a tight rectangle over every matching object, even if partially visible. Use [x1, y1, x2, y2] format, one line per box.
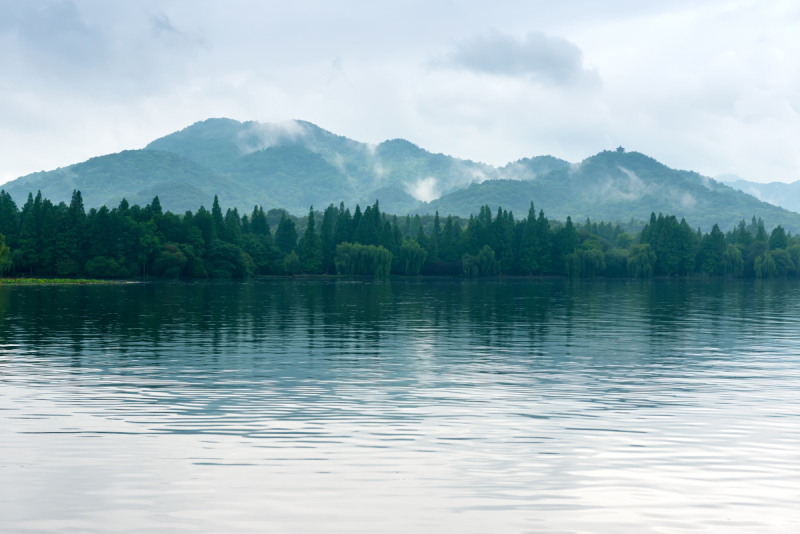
[2, 118, 800, 231]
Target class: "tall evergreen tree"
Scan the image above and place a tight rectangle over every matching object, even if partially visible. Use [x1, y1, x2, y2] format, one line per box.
[275, 211, 298, 254]
[300, 207, 323, 273]
[333, 204, 352, 246]
[320, 204, 338, 273]
[520, 202, 540, 274]
[224, 208, 242, 244]
[699, 224, 727, 275]
[754, 220, 768, 243]
[211, 195, 225, 236]
[251, 206, 271, 237]
[769, 225, 788, 250]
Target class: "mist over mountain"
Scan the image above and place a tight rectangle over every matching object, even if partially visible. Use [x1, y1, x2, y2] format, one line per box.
[2, 118, 800, 231]
[425, 151, 800, 231]
[717, 176, 800, 215]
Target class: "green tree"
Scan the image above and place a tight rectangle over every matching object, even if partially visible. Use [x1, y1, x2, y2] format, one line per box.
[320, 204, 338, 273]
[251, 206, 271, 236]
[769, 225, 788, 250]
[398, 239, 427, 275]
[211, 195, 225, 237]
[0, 234, 11, 275]
[628, 244, 657, 278]
[462, 245, 499, 277]
[736, 219, 753, 247]
[754, 221, 768, 243]
[283, 250, 301, 275]
[333, 203, 351, 246]
[275, 211, 298, 254]
[194, 206, 216, 248]
[223, 208, 242, 244]
[722, 244, 744, 277]
[206, 241, 254, 278]
[615, 233, 633, 249]
[754, 252, 776, 279]
[334, 243, 393, 278]
[300, 207, 323, 273]
[153, 243, 188, 277]
[699, 224, 726, 275]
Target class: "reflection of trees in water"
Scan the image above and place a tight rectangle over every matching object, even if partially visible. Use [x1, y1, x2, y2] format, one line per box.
[2, 280, 799, 372]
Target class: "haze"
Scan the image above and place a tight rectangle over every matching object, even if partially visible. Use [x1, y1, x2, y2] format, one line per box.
[1, 0, 799, 185]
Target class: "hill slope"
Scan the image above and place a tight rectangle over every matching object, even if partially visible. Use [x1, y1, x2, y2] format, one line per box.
[720, 178, 800, 214]
[144, 118, 503, 211]
[423, 151, 800, 232]
[1, 150, 233, 212]
[3, 119, 799, 232]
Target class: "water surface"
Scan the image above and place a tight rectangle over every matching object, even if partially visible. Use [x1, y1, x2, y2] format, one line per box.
[1, 278, 798, 533]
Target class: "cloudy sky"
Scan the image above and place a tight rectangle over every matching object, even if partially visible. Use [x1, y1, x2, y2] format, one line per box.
[1, 0, 799, 185]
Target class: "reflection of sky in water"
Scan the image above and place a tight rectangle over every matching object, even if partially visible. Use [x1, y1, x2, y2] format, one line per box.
[1, 279, 799, 533]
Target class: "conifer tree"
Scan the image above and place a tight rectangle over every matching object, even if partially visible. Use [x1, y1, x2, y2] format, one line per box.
[194, 206, 216, 247]
[320, 204, 337, 273]
[211, 195, 224, 236]
[520, 202, 540, 274]
[755, 220, 768, 243]
[300, 207, 323, 273]
[333, 204, 351, 246]
[275, 211, 298, 254]
[769, 225, 788, 250]
[224, 208, 242, 244]
[700, 224, 727, 275]
[251, 206, 271, 236]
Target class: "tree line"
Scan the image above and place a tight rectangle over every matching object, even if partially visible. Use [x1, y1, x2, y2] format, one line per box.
[1, 188, 799, 279]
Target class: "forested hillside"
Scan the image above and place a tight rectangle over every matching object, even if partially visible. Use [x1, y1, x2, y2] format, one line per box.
[2, 119, 799, 233]
[423, 150, 800, 232]
[722, 178, 800, 214]
[2, 188, 798, 281]
[2, 150, 231, 215]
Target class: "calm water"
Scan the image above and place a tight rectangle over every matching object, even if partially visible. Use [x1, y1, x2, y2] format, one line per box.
[1, 278, 799, 533]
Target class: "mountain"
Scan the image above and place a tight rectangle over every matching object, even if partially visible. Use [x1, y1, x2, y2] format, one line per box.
[2, 118, 501, 215]
[718, 177, 800, 214]
[143, 118, 499, 212]
[3, 118, 800, 232]
[1, 149, 235, 213]
[422, 151, 800, 232]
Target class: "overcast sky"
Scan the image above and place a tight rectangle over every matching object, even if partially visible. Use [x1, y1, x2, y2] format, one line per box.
[1, 0, 799, 185]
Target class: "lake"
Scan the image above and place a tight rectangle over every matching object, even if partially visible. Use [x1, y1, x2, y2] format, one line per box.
[1, 278, 798, 533]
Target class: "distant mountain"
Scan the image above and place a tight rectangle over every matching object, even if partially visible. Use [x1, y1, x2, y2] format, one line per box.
[1, 150, 235, 213]
[422, 151, 800, 232]
[3, 118, 800, 232]
[143, 118, 500, 213]
[3, 118, 502, 215]
[718, 177, 800, 214]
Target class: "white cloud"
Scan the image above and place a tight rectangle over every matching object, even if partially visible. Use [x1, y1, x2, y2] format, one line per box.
[1, 0, 800, 188]
[440, 30, 600, 87]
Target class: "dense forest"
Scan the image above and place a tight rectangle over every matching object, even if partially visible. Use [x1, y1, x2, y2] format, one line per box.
[1, 188, 799, 279]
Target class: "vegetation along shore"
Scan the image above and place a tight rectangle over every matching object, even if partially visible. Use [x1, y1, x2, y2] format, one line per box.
[1, 189, 798, 280]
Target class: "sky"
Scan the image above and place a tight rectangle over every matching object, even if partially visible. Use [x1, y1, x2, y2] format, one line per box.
[1, 0, 799, 186]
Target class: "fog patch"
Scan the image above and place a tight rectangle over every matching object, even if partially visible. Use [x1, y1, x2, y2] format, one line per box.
[331, 152, 345, 171]
[590, 167, 654, 203]
[469, 168, 491, 184]
[700, 175, 714, 190]
[499, 162, 534, 181]
[238, 120, 308, 154]
[680, 192, 697, 209]
[406, 177, 440, 202]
